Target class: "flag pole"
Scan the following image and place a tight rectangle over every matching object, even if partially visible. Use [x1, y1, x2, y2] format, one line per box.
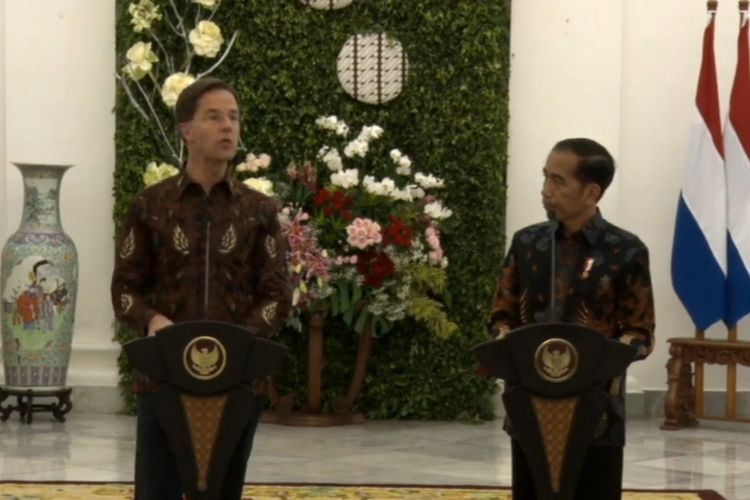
[724, 0, 749, 420]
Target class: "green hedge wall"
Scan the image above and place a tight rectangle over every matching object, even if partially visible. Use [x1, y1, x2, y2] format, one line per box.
[114, 0, 510, 419]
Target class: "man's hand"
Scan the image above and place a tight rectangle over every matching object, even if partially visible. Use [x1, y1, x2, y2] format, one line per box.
[147, 314, 173, 336]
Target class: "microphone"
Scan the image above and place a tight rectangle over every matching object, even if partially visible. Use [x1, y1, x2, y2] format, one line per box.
[548, 219, 558, 322]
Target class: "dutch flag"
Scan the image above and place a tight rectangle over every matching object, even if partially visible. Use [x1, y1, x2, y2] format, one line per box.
[671, 14, 728, 330]
[725, 15, 750, 327]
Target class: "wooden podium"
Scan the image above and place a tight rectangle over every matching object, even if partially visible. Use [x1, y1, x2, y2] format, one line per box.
[474, 323, 636, 500]
[124, 321, 286, 500]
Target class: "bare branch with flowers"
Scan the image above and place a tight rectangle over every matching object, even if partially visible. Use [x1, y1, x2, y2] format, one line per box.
[118, 0, 238, 175]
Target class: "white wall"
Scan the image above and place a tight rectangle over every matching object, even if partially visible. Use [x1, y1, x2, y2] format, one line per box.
[2, 0, 115, 344]
[509, 0, 750, 391]
[0, 0, 6, 242]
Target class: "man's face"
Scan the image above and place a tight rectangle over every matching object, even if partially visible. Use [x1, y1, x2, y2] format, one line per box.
[540, 149, 599, 223]
[180, 89, 240, 163]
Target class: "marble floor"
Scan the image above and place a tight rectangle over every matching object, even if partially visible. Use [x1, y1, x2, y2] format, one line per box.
[0, 413, 748, 499]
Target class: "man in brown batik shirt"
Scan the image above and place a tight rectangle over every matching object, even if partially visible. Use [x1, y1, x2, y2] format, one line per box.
[489, 138, 654, 500]
[111, 78, 292, 500]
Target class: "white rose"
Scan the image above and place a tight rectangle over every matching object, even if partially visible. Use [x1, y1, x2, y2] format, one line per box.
[330, 168, 359, 189]
[343, 139, 369, 158]
[321, 149, 343, 172]
[335, 122, 350, 137]
[128, 0, 162, 33]
[408, 185, 425, 199]
[143, 161, 179, 186]
[315, 115, 339, 130]
[257, 153, 272, 169]
[243, 177, 275, 196]
[424, 200, 453, 220]
[161, 72, 196, 108]
[363, 175, 378, 193]
[357, 125, 383, 142]
[189, 20, 224, 58]
[192, 0, 218, 8]
[123, 41, 158, 81]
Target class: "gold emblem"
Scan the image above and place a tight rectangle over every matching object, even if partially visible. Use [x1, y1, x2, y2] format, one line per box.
[183, 336, 227, 381]
[535, 338, 578, 383]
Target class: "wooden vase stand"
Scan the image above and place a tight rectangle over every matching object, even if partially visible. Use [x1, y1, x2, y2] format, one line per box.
[0, 385, 73, 424]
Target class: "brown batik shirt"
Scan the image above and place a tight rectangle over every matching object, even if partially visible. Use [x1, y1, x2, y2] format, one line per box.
[488, 212, 655, 446]
[111, 172, 292, 391]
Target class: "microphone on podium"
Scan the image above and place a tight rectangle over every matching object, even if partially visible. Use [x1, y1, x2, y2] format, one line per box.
[548, 218, 559, 322]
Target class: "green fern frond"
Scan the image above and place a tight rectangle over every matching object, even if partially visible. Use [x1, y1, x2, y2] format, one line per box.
[407, 294, 458, 339]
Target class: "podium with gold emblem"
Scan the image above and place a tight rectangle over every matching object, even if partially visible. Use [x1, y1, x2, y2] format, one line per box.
[124, 321, 287, 500]
[474, 323, 636, 500]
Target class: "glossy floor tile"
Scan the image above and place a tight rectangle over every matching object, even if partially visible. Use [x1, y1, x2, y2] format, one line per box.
[0, 414, 746, 498]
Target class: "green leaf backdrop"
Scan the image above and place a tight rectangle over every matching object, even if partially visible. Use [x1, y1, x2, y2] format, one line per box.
[114, 0, 510, 419]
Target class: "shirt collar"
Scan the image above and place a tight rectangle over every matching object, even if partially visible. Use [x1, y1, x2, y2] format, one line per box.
[554, 209, 606, 246]
[581, 210, 606, 245]
[175, 169, 239, 200]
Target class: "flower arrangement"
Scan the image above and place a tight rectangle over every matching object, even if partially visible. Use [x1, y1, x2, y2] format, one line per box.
[239, 116, 458, 339]
[117, 0, 238, 183]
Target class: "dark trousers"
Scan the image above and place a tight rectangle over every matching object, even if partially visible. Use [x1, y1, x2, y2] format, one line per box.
[511, 439, 623, 500]
[134, 392, 262, 500]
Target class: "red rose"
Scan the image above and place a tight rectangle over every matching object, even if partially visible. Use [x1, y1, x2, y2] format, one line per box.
[356, 250, 396, 287]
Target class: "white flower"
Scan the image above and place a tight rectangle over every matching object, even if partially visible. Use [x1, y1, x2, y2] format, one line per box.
[335, 122, 350, 137]
[237, 153, 272, 173]
[122, 41, 158, 81]
[160, 72, 196, 108]
[363, 176, 396, 196]
[189, 20, 224, 58]
[128, 0, 162, 33]
[143, 161, 179, 186]
[330, 168, 359, 189]
[408, 185, 425, 199]
[414, 172, 445, 189]
[319, 148, 343, 172]
[315, 115, 339, 130]
[390, 149, 402, 162]
[192, 0, 218, 8]
[357, 125, 384, 142]
[343, 139, 369, 158]
[424, 200, 453, 220]
[243, 177, 275, 196]
[395, 155, 412, 176]
[390, 188, 413, 202]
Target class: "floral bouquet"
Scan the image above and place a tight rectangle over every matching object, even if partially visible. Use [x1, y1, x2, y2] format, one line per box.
[237, 116, 458, 339]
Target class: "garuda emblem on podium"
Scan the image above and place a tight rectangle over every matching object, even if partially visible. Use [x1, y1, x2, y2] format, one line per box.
[535, 338, 578, 383]
[183, 336, 227, 380]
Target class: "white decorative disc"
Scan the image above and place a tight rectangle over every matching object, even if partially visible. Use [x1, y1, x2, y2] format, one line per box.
[301, 0, 355, 10]
[337, 33, 409, 105]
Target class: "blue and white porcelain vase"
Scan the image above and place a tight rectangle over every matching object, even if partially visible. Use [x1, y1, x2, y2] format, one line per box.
[1, 163, 78, 389]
